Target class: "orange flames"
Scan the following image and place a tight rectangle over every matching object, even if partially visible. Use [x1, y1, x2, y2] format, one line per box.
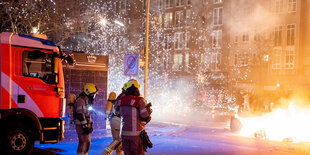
[237, 102, 310, 142]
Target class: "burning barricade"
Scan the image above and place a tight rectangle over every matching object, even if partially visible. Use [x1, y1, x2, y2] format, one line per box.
[230, 101, 310, 143]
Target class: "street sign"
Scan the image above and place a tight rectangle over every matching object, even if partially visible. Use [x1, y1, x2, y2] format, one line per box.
[124, 54, 139, 76]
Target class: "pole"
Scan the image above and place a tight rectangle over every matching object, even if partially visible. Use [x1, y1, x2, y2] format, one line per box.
[144, 0, 150, 100]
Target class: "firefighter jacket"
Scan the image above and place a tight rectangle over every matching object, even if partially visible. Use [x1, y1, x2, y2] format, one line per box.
[119, 95, 151, 137]
[105, 100, 114, 116]
[74, 95, 92, 125]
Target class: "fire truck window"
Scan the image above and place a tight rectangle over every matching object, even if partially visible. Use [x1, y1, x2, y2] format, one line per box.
[22, 50, 56, 84]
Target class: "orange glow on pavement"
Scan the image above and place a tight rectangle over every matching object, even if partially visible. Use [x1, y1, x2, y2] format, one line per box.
[237, 102, 310, 142]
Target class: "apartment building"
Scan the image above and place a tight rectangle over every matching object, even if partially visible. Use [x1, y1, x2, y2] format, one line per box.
[228, 0, 310, 107]
[149, 0, 229, 97]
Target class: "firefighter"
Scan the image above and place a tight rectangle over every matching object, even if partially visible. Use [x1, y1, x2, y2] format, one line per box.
[119, 79, 152, 155]
[105, 92, 117, 119]
[105, 92, 117, 130]
[102, 83, 127, 155]
[75, 83, 97, 155]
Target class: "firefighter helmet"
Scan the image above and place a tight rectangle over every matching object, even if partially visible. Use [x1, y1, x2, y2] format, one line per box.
[126, 79, 140, 90]
[123, 83, 127, 91]
[84, 83, 97, 95]
[108, 92, 116, 100]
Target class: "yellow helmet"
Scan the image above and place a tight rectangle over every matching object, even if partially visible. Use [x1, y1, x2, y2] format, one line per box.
[108, 92, 116, 100]
[84, 83, 97, 95]
[123, 83, 127, 91]
[126, 79, 140, 90]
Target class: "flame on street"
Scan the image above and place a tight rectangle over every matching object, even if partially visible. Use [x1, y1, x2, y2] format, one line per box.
[237, 101, 310, 142]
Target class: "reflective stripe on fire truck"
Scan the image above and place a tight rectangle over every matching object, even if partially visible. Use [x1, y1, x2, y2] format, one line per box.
[1, 72, 44, 117]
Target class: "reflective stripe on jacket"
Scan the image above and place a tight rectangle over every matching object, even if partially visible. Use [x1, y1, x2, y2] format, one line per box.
[119, 95, 150, 136]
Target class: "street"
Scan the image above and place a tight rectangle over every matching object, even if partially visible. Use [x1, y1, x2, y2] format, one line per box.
[32, 115, 310, 155]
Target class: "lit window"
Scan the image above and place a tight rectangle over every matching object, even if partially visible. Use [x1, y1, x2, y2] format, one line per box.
[287, 24, 295, 46]
[185, 53, 189, 69]
[173, 53, 183, 70]
[164, 12, 173, 28]
[214, 0, 222, 4]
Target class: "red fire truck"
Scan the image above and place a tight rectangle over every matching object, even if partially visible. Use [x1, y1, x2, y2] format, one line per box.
[0, 32, 68, 154]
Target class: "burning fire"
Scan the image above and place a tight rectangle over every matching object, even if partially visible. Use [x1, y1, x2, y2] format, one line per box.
[237, 102, 310, 142]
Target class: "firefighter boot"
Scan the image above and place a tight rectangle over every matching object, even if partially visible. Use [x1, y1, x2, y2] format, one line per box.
[101, 140, 121, 155]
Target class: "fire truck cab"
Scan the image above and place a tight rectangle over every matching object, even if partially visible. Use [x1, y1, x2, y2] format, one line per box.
[0, 32, 66, 154]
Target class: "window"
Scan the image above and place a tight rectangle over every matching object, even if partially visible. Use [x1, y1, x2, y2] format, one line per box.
[187, 0, 191, 5]
[213, 7, 223, 25]
[288, 0, 297, 12]
[254, 32, 260, 41]
[121, 0, 127, 13]
[176, 0, 184, 7]
[234, 54, 238, 66]
[164, 12, 173, 28]
[242, 32, 249, 42]
[186, 9, 191, 26]
[275, 0, 284, 13]
[272, 49, 282, 70]
[158, 0, 164, 10]
[185, 31, 190, 49]
[175, 11, 184, 27]
[185, 53, 189, 69]
[165, 0, 174, 8]
[23, 50, 57, 84]
[174, 32, 184, 50]
[211, 52, 221, 70]
[275, 26, 282, 46]
[214, 0, 222, 4]
[212, 30, 222, 49]
[173, 53, 183, 70]
[164, 33, 172, 50]
[287, 24, 295, 46]
[285, 47, 295, 69]
[234, 33, 238, 43]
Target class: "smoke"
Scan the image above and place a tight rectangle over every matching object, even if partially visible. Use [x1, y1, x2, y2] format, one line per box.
[227, 2, 281, 34]
[276, 89, 310, 109]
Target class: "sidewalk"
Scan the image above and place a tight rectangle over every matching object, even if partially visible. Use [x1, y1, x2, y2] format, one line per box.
[63, 121, 186, 142]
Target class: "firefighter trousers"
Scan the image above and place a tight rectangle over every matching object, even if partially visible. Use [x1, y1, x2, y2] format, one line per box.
[102, 116, 123, 155]
[122, 135, 144, 155]
[75, 125, 91, 155]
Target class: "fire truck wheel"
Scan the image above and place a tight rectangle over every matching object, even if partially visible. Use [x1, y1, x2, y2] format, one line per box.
[5, 123, 34, 155]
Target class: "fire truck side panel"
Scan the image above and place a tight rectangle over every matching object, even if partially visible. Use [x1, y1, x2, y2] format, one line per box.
[0, 32, 65, 150]
[17, 47, 60, 117]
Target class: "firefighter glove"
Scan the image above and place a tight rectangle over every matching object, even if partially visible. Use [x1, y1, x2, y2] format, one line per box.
[82, 124, 91, 134]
